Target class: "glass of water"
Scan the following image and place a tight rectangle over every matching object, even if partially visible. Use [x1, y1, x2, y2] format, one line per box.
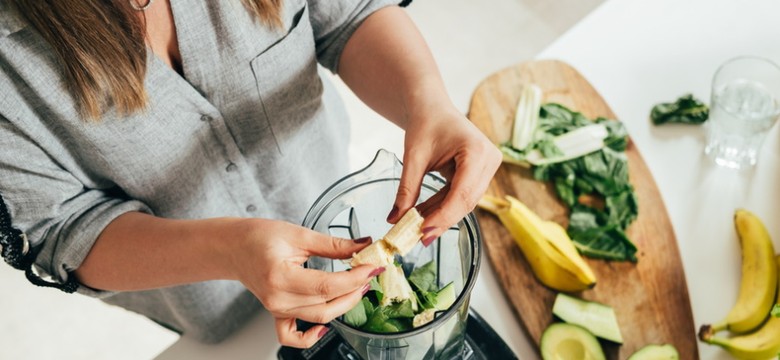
[704, 56, 780, 169]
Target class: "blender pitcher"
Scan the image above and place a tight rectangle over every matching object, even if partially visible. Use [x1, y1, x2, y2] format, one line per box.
[303, 149, 482, 360]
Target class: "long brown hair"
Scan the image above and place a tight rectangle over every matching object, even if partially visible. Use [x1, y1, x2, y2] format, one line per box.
[10, 0, 283, 120]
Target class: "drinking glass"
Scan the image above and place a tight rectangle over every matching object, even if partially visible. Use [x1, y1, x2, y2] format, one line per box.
[704, 56, 780, 169]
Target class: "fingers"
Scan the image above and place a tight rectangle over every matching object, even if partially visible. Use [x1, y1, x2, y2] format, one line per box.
[261, 265, 383, 313]
[273, 284, 368, 348]
[275, 317, 330, 349]
[388, 153, 427, 224]
[415, 183, 449, 218]
[299, 234, 373, 259]
[421, 154, 496, 243]
[285, 265, 384, 299]
[286, 282, 369, 324]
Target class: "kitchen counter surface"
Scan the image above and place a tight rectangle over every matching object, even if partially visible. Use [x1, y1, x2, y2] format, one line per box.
[156, 0, 780, 359]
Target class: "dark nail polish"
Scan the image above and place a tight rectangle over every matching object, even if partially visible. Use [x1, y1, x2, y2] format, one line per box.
[354, 236, 372, 244]
[386, 206, 399, 222]
[318, 327, 330, 338]
[361, 283, 371, 295]
[422, 235, 437, 247]
[368, 267, 386, 278]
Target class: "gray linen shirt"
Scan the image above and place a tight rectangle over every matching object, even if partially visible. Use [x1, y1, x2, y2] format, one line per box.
[0, 0, 399, 342]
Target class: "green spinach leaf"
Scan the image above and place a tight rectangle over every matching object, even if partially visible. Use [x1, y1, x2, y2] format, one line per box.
[568, 207, 637, 261]
[343, 297, 369, 328]
[408, 260, 437, 293]
[650, 94, 709, 125]
[533, 103, 639, 262]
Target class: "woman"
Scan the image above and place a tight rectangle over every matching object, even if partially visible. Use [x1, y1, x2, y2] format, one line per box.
[0, 0, 500, 348]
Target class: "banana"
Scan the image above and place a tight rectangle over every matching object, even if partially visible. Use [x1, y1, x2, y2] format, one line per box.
[507, 196, 597, 285]
[350, 240, 395, 267]
[700, 209, 777, 337]
[382, 208, 425, 255]
[350, 208, 424, 267]
[413, 308, 437, 328]
[379, 264, 418, 310]
[478, 195, 597, 292]
[700, 255, 780, 360]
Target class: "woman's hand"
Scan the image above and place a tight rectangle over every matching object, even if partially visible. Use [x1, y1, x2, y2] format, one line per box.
[228, 219, 385, 348]
[387, 104, 502, 244]
[337, 7, 501, 240]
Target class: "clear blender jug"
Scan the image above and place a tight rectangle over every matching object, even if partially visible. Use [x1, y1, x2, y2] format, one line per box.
[303, 149, 482, 360]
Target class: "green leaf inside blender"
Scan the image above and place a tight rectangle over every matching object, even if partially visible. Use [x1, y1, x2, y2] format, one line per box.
[343, 260, 455, 333]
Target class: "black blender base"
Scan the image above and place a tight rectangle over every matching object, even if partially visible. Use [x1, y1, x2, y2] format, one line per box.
[277, 308, 518, 360]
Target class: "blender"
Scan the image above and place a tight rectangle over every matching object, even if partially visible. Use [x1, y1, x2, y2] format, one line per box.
[276, 150, 516, 360]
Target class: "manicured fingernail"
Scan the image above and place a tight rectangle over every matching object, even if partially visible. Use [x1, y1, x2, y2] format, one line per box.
[368, 267, 386, 278]
[386, 206, 399, 222]
[361, 283, 371, 295]
[354, 236, 372, 244]
[422, 235, 437, 247]
[318, 327, 330, 338]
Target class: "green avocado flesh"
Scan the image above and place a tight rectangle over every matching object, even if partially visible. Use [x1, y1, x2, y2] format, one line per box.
[541, 323, 606, 360]
[552, 293, 623, 343]
[627, 344, 679, 360]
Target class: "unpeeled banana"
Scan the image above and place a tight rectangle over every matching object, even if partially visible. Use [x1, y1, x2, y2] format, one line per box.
[350, 208, 424, 267]
[701, 255, 780, 359]
[478, 194, 596, 292]
[699, 209, 777, 339]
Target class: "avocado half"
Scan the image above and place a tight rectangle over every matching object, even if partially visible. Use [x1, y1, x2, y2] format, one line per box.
[540, 323, 606, 360]
[627, 344, 679, 360]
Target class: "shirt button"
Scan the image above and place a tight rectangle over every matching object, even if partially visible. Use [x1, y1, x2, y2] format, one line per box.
[246, 205, 257, 212]
[200, 114, 212, 122]
[226, 163, 238, 172]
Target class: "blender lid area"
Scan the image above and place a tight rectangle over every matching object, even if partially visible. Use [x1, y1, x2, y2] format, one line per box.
[276, 308, 518, 360]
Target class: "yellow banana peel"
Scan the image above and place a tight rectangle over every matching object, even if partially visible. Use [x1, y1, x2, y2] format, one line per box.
[478, 194, 596, 292]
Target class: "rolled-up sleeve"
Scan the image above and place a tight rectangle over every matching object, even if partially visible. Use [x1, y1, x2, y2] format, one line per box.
[308, 0, 404, 73]
[0, 116, 151, 297]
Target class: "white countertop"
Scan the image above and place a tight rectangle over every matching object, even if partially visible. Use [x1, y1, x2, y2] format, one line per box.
[156, 1, 780, 359]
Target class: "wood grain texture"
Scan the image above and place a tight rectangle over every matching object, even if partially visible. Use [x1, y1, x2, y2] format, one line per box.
[467, 60, 698, 359]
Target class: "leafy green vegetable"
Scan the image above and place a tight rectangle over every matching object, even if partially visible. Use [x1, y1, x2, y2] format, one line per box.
[344, 260, 452, 333]
[650, 94, 709, 125]
[408, 260, 437, 293]
[568, 208, 637, 261]
[343, 297, 369, 327]
[773, 304, 780, 317]
[533, 104, 638, 262]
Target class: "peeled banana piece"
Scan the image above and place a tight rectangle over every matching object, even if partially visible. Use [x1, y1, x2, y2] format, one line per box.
[383, 208, 425, 255]
[701, 255, 780, 360]
[700, 209, 777, 338]
[379, 264, 418, 311]
[478, 194, 597, 292]
[350, 208, 424, 267]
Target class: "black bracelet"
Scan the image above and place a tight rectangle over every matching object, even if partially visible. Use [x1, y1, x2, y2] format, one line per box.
[0, 192, 78, 293]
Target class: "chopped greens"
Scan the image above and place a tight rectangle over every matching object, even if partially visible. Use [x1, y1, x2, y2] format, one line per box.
[509, 103, 639, 262]
[650, 94, 709, 125]
[342, 260, 455, 333]
[408, 260, 437, 293]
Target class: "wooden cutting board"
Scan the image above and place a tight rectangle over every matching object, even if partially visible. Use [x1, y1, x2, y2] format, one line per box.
[467, 60, 698, 359]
